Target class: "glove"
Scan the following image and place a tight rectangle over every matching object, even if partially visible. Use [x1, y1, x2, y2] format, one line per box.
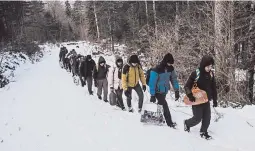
[142, 85, 146, 92]
[94, 80, 98, 87]
[175, 91, 180, 101]
[81, 80, 85, 87]
[110, 87, 114, 92]
[124, 90, 131, 97]
[150, 96, 156, 103]
[187, 93, 196, 102]
[213, 101, 218, 107]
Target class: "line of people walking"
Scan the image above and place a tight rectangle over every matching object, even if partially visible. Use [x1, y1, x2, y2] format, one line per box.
[59, 45, 218, 140]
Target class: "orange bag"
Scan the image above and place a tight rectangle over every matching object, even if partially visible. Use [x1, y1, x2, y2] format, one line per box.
[184, 83, 208, 105]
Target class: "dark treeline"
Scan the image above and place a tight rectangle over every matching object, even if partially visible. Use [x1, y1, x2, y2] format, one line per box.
[0, 1, 254, 105]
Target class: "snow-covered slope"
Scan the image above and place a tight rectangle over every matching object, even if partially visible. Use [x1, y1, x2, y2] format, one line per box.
[0, 44, 51, 89]
[0, 42, 255, 151]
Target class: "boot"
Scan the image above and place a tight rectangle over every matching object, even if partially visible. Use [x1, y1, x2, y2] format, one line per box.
[169, 122, 177, 129]
[128, 107, 134, 112]
[122, 107, 126, 111]
[184, 120, 190, 132]
[200, 132, 212, 140]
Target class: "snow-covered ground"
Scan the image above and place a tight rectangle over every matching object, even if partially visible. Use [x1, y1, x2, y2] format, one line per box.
[0, 43, 51, 90]
[0, 42, 255, 151]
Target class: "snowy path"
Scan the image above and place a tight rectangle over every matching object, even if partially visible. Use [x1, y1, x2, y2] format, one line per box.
[0, 47, 254, 151]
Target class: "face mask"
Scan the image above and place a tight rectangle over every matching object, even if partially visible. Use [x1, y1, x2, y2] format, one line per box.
[117, 62, 122, 66]
[88, 59, 91, 61]
[100, 62, 105, 66]
[205, 65, 213, 72]
[131, 63, 137, 66]
[167, 63, 172, 66]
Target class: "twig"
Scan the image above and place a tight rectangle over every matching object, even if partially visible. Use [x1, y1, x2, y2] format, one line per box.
[169, 106, 192, 116]
[247, 121, 254, 128]
[213, 107, 224, 122]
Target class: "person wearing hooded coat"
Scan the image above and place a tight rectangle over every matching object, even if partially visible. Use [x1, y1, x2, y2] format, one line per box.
[108, 56, 126, 111]
[70, 53, 80, 77]
[122, 54, 146, 113]
[80, 55, 95, 95]
[78, 55, 86, 86]
[59, 46, 68, 68]
[149, 53, 179, 128]
[93, 56, 110, 102]
[59, 46, 64, 62]
[184, 55, 218, 140]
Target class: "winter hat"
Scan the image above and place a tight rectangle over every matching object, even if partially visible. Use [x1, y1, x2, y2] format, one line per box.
[115, 55, 123, 63]
[161, 53, 174, 66]
[199, 55, 215, 73]
[87, 55, 92, 60]
[200, 55, 214, 68]
[129, 55, 139, 63]
[98, 56, 106, 64]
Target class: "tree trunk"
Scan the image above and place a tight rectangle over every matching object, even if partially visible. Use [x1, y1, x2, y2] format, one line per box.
[152, 0, 157, 38]
[93, 0, 100, 41]
[247, 2, 255, 104]
[108, 6, 114, 52]
[214, 1, 236, 104]
[175, 1, 179, 53]
[145, 0, 149, 32]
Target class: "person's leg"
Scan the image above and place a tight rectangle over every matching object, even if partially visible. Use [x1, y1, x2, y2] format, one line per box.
[103, 78, 108, 101]
[116, 88, 125, 109]
[126, 87, 133, 109]
[134, 84, 144, 109]
[200, 102, 211, 133]
[87, 76, 93, 94]
[97, 79, 103, 99]
[156, 94, 174, 126]
[185, 104, 203, 128]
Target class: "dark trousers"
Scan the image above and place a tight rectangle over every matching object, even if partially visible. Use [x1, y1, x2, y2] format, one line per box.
[97, 78, 108, 100]
[186, 102, 211, 132]
[126, 84, 144, 109]
[155, 93, 174, 126]
[86, 76, 93, 93]
[116, 88, 124, 108]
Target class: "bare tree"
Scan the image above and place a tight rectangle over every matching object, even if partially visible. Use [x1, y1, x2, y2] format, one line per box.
[145, 0, 149, 32]
[153, 0, 157, 38]
[93, 0, 100, 41]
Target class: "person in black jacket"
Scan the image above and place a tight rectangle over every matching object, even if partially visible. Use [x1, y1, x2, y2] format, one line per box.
[184, 55, 218, 140]
[77, 55, 86, 87]
[59, 46, 68, 68]
[80, 55, 96, 95]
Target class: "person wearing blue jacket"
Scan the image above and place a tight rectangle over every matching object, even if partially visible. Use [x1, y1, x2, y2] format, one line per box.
[149, 53, 180, 128]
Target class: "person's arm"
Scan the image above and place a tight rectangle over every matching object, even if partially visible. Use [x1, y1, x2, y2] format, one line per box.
[212, 73, 218, 105]
[184, 71, 196, 95]
[149, 70, 158, 96]
[170, 69, 180, 91]
[122, 65, 129, 91]
[79, 62, 84, 77]
[139, 66, 146, 86]
[93, 66, 98, 80]
[108, 67, 114, 89]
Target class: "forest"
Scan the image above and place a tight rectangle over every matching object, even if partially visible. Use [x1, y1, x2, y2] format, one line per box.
[0, 1, 254, 106]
